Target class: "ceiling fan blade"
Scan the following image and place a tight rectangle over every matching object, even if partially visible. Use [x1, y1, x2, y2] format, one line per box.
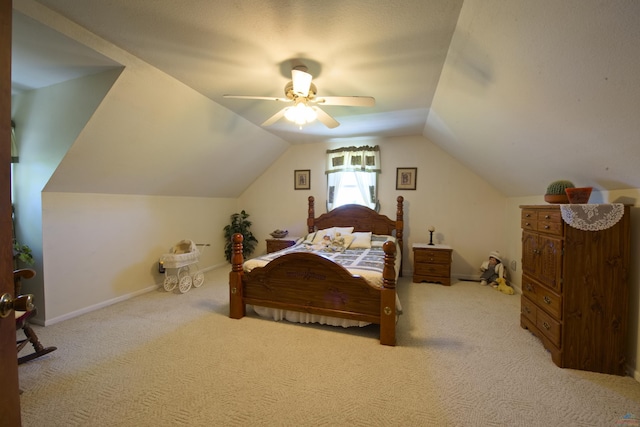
[224, 95, 291, 102]
[312, 106, 340, 129]
[261, 108, 287, 126]
[314, 96, 375, 107]
[291, 69, 312, 97]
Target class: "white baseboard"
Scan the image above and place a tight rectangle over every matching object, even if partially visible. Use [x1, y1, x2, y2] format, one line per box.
[43, 284, 158, 326]
[42, 263, 224, 326]
[456, 274, 481, 282]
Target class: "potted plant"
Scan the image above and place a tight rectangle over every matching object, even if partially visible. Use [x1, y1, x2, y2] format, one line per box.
[13, 241, 35, 267]
[544, 180, 574, 204]
[223, 210, 258, 263]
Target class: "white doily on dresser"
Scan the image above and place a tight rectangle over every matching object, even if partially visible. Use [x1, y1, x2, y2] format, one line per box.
[560, 203, 625, 231]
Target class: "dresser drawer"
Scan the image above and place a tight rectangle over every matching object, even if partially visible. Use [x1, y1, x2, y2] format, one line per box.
[522, 275, 562, 320]
[414, 249, 451, 264]
[537, 210, 563, 236]
[521, 210, 538, 232]
[536, 308, 561, 348]
[521, 296, 537, 324]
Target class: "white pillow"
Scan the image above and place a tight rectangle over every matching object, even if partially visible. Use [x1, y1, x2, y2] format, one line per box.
[334, 226, 355, 236]
[349, 232, 372, 249]
[312, 228, 335, 243]
[371, 234, 396, 247]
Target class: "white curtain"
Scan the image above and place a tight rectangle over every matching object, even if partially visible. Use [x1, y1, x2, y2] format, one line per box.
[326, 172, 343, 211]
[354, 171, 376, 209]
[326, 146, 380, 211]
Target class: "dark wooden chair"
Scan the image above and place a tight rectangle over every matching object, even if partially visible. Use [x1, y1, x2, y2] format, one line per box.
[14, 269, 57, 364]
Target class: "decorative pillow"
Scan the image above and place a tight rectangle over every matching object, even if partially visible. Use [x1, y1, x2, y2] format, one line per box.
[339, 233, 356, 248]
[349, 232, 372, 249]
[312, 228, 335, 243]
[371, 234, 396, 247]
[303, 231, 316, 244]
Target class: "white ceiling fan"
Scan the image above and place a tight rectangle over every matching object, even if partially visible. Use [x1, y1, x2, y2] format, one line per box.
[223, 66, 375, 129]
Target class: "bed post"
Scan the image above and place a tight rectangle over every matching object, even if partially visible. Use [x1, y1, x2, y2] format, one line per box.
[229, 233, 246, 319]
[380, 240, 397, 346]
[396, 196, 404, 277]
[307, 196, 315, 233]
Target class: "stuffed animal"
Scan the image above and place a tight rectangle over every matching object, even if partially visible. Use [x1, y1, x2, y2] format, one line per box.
[495, 277, 514, 295]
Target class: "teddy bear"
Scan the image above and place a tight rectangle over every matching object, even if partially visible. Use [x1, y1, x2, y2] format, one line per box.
[495, 277, 514, 295]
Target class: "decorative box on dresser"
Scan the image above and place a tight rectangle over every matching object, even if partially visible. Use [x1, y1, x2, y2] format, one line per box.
[265, 237, 299, 254]
[519, 204, 630, 375]
[412, 243, 453, 286]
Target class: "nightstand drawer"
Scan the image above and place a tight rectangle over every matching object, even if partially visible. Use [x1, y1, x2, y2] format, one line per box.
[414, 262, 450, 277]
[414, 249, 450, 264]
[266, 238, 298, 253]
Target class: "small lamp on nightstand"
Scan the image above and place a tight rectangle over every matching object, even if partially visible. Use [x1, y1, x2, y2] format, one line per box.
[428, 226, 435, 245]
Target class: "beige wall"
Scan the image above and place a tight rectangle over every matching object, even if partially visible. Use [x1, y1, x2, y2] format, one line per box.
[239, 135, 508, 279]
[40, 192, 235, 323]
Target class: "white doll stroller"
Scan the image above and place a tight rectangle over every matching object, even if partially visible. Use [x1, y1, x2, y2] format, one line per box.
[160, 240, 208, 293]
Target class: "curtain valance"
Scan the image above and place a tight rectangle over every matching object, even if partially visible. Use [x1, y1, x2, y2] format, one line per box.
[325, 145, 380, 173]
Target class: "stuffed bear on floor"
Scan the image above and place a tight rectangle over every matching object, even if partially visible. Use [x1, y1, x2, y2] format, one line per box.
[495, 277, 514, 295]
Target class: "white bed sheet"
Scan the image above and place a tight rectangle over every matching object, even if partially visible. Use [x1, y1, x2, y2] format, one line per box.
[245, 240, 403, 328]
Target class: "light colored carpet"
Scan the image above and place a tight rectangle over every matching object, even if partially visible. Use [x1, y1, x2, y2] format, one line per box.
[17, 267, 640, 426]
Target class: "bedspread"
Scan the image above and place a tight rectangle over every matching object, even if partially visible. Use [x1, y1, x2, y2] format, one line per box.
[243, 242, 401, 288]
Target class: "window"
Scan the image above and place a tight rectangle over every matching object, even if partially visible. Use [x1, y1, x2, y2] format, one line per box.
[326, 146, 380, 211]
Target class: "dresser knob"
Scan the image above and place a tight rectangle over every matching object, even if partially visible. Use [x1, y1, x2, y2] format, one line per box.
[526, 283, 533, 292]
[543, 322, 551, 330]
[543, 296, 551, 304]
[544, 225, 550, 229]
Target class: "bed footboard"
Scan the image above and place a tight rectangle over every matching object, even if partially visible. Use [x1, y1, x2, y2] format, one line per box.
[229, 234, 397, 345]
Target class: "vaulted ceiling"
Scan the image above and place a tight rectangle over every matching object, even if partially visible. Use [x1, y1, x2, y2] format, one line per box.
[11, 0, 640, 197]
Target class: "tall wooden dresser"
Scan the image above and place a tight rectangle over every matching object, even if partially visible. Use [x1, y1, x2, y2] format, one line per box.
[519, 204, 630, 375]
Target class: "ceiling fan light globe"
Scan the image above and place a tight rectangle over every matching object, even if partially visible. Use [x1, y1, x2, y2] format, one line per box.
[284, 107, 297, 122]
[304, 106, 317, 122]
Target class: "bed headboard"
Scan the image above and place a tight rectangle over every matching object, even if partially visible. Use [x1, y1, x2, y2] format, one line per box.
[307, 196, 404, 255]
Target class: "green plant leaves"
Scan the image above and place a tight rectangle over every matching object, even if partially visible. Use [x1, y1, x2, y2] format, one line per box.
[223, 210, 258, 262]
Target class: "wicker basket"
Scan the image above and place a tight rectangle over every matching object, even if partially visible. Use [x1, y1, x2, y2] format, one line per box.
[269, 230, 288, 238]
[160, 240, 200, 269]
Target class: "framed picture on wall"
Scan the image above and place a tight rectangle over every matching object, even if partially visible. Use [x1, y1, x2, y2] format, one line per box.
[294, 170, 311, 190]
[396, 167, 417, 190]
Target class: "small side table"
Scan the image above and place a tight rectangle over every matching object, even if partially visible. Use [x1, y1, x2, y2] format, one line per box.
[413, 243, 453, 286]
[266, 237, 299, 254]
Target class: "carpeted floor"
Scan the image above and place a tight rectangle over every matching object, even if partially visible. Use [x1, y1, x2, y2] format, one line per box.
[17, 267, 640, 426]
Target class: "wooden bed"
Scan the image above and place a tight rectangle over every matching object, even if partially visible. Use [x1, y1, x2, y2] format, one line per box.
[229, 195, 404, 345]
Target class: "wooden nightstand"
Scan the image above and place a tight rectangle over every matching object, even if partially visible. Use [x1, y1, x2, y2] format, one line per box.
[412, 243, 453, 286]
[266, 237, 299, 254]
